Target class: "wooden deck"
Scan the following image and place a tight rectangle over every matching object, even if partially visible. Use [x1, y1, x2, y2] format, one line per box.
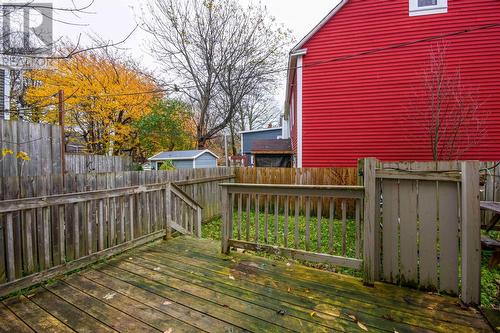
[0, 237, 492, 333]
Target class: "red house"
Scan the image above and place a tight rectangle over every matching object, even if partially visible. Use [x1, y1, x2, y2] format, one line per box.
[283, 0, 500, 167]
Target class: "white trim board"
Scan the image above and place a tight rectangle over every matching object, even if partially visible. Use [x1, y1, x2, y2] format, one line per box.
[148, 149, 220, 161]
[239, 127, 282, 134]
[297, 55, 303, 168]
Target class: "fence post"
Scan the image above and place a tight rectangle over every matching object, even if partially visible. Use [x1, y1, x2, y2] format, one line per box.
[461, 161, 481, 305]
[196, 207, 202, 238]
[363, 158, 377, 286]
[165, 183, 172, 240]
[221, 185, 230, 254]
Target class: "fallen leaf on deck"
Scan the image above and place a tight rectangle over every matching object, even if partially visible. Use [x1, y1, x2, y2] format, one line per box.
[348, 314, 357, 321]
[128, 257, 133, 260]
[314, 304, 340, 318]
[286, 262, 292, 267]
[357, 321, 368, 331]
[153, 267, 161, 271]
[162, 301, 172, 306]
[103, 292, 116, 300]
[310, 311, 316, 317]
[228, 275, 235, 280]
[287, 287, 291, 292]
[164, 328, 173, 333]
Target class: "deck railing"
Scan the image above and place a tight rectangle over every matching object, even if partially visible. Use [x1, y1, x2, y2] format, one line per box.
[221, 158, 483, 306]
[0, 182, 201, 297]
[220, 183, 365, 270]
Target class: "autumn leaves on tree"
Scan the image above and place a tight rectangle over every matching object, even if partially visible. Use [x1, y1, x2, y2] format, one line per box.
[25, 47, 194, 160]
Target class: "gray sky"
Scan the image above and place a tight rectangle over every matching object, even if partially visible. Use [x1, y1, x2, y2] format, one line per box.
[11, 0, 341, 101]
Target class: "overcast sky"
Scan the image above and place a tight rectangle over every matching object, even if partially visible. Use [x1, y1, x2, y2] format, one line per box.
[8, 0, 341, 102]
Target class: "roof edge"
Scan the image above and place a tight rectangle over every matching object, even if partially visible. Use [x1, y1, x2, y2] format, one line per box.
[194, 149, 220, 160]
[239, 127, 282, 135]
[291, 0, 349, 53]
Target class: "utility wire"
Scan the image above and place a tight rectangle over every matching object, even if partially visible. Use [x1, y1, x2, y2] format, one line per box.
[31, 21, 498, 100]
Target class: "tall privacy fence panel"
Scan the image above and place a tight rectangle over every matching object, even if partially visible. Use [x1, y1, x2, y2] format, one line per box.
[0, 118, 132, 177]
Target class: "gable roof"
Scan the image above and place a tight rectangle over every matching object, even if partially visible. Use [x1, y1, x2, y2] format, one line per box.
[285, 1, 348, 116]
[291, 0, 348, 53]
[148, 149, 219, 161]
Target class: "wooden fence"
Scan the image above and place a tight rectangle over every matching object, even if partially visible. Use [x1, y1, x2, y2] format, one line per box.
[221, 184, 364, 270]
[235, 167, 358, 185]
[0, 168, 234, 222]
[0, 118, 132, 177]
[221, 159, 482, 305]
[65, 154, 132, 174]
[0, 182, 202, 297]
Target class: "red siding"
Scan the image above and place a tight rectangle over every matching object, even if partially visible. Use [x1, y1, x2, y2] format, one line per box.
[300, 0, 500, 167]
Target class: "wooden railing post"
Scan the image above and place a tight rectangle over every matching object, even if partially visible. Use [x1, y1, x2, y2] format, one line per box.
[196, 207, 202, 238]
[165, 183, 172, 240]
[221, 185, 231, 254]
[461, 161, 481, 305]
[363, 158, 377, 286]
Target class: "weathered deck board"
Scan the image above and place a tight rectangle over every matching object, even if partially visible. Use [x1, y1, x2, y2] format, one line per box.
[1, 237, 492, 333]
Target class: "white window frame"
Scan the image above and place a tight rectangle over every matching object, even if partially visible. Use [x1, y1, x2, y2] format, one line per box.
[409, 0, 447, 16]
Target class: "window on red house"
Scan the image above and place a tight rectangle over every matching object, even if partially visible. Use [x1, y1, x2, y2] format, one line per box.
[418, 0, 437, 6]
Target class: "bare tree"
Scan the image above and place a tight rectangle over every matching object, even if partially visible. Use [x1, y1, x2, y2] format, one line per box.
[237, 92, 279, 131]
[142, 0, 292, 148]
[415, 42, 485, 161]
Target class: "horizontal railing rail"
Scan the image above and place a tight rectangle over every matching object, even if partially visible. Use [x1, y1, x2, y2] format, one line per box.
[220, 183, 364, 270]
[0, 181, 203, 297]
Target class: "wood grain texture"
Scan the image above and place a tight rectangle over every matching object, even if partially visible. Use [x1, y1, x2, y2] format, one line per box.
[418, 181, 438, 289]
[399, 180, 418, 285]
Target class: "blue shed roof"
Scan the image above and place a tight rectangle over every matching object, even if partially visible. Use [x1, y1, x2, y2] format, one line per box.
[148, 149, 219, 161]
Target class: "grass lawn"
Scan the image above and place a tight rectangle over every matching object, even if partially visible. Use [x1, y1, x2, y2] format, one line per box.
[203, 213, 499, 310]
[481, 230, 500, 310]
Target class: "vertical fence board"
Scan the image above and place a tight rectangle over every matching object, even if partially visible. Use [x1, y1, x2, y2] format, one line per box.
[439, 181, 460, 295]
[399, 180, 418, 285]
[382, 179, 399, 283]
[418, 181, 438, 289]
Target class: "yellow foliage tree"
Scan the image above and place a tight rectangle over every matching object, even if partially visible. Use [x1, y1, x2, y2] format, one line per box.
[26, 47, 159, 157]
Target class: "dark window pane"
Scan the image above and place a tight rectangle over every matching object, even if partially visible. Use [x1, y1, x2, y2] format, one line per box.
[418, 0, 438, 6]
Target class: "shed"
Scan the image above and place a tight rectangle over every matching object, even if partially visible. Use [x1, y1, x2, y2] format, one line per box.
[240, 127, 283, 166]
[148, 150, 219, 170]
[251, 139, 293, 168]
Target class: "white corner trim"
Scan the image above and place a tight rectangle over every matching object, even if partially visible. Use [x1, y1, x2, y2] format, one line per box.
[193, 158, 196, 169]
[297, 55, 303, 168]
[240, 133, 244, 155]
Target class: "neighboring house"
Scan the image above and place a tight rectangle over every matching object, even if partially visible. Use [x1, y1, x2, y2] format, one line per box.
[240, 128, 283, 166]
[251, 139, 293, 168]
[283, 0, 500, 167]
[0, 67, 11, 118]
[148, 150, 219, 169]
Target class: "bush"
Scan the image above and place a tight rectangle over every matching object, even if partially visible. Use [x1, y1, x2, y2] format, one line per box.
[159, 160, 176, 171]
